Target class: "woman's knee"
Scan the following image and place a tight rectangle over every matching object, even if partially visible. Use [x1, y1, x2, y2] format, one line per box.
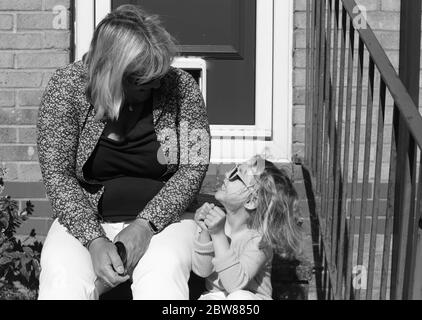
[133, 220, 196, 276]
[131, 254, 189, 299]
[40, 224, 94, 277]
[133, 246, 190, 281]
[130, 219, 197, 299]
[131, 246, 192, 299]
[38, 252, 98, 300]
[38, 219, 96, 299]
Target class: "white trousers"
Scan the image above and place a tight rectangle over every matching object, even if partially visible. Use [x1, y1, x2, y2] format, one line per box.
[38, 213, 196, 300]
[199, 291, 262, 300]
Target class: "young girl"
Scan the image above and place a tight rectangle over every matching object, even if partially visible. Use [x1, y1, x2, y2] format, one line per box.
[192, 156, 303, 300]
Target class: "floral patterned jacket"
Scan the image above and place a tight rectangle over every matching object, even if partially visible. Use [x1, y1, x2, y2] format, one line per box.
[36, 60, 211, 246]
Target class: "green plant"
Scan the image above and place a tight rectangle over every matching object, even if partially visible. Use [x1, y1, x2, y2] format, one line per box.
[0, 167, 43, 300]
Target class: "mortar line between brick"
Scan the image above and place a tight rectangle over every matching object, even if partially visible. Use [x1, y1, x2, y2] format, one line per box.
[15, 126, 20, 142]
[12, 51, 16, 69]
[0, 161, 39, 166]
[0, 31, 44, 35]
[13, 49, 70, 53]
[13, 86, 18, 105]
[0, 143, 36, 146]
[0, 125, 37, 128]
[9, 11, 57, 14]
[16, 216, 52, 221]
[0, 68, 63, 71]
[12, 13, 16, 33]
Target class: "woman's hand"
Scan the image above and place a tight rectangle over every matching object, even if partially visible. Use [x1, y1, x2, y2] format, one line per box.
[204, 206, 226, 236]
[88, 237, 130, 288]
[194, 203, 215, 231]
[113, 218, 153, 276]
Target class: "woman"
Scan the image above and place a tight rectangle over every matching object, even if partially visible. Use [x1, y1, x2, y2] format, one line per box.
[36, 4, 210, 300]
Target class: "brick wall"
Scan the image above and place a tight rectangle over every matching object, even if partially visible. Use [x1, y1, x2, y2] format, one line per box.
[293, 0, 406, 161]
[293, 0, 409, 297]
[292, 0, 415, 234]
[0, 0, 71, 236]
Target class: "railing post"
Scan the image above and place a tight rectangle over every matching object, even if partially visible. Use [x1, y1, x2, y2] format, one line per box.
[308, 0, 422, 300]
[391, 0, 422, 300]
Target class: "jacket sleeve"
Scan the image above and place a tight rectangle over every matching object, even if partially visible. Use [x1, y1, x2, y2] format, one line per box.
[37, 68, 105, 246]
[137, 72, 211, 232]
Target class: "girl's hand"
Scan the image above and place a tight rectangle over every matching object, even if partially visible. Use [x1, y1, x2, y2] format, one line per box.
[88, 237, 130, 288]
[113, 219, 153, 276]
[194, 202, 215, 231]
[204, 206, 226, 235]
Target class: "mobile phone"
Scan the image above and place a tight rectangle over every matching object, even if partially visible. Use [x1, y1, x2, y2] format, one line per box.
[114, 241, 127, 275]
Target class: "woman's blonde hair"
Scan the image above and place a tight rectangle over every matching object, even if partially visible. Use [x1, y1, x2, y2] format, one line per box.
[84, 4, 178, 121]
[247, 156, 303, 259]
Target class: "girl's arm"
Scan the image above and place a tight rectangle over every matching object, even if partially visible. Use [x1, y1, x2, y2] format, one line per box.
[192, 228, 215, 278]
[205, 208, 271, 293]
[212, 235, 272, 294]
[210, 232, 230, 257]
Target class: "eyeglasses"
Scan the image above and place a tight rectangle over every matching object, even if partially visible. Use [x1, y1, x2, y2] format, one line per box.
[226, 164, 255, 189]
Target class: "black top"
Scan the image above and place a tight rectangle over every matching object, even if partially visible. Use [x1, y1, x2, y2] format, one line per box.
[83, 95, 168, 222]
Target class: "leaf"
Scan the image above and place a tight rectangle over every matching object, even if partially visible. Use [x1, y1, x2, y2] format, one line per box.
[20, 266, 30, 283]
[0, 167, 7, 178]
[0, 242, 10, 254]
[6, 252, 24, 260]
[22, 247, 33, 255]
[20, 212, 28, 221]
[24, 201, 34, 216]
[2, 252, 15, 259]
[34, 267, 40, 280]
[21, 257, 31, 267]
[32, 260, 40, 272]
[0, 257, 11, 265]
[13, 280, 26, 290]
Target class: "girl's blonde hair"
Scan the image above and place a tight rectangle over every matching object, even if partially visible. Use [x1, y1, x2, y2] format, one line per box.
[247, 156, 303, 259]
[84, 4, 178, 121]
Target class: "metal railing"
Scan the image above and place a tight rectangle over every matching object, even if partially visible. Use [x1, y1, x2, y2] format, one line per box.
[305, 0, 422, 299]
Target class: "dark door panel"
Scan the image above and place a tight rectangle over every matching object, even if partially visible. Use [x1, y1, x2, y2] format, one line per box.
[112, 0, 256, 125]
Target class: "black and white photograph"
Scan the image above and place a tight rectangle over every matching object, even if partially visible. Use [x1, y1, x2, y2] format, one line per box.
[0, 0, 421, 307]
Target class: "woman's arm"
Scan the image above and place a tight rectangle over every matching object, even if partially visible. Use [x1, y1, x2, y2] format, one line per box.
[137, 72, 211, 232]
[37, 68, 105, 246]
